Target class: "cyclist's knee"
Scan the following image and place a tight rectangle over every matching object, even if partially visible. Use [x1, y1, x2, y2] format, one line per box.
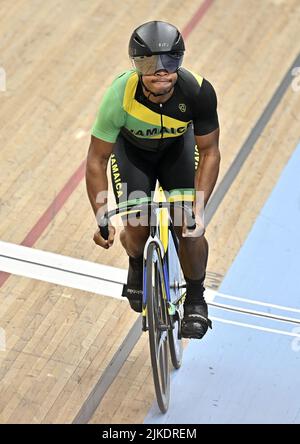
[120, 226, 149, 257]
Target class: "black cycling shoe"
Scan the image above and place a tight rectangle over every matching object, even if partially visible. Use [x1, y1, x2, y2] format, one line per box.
[181, 301, 212, 339]
[122, 256, 143, 313]
[181, 276, 212, 339]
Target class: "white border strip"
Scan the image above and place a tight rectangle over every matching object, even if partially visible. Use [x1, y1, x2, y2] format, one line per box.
[1, 241, 300, 321]
[0, 241, 126, 300]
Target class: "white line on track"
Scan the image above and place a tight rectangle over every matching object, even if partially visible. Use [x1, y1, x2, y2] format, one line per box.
[204, 288, 300, 315]
[211, 316, 300, 338]
[213, 292, 300, 314]
[209, 301, 300, 325]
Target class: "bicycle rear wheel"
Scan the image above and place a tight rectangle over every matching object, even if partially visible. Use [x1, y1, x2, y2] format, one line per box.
[146, 242, 170, 413]
[168, 308, 183, 369]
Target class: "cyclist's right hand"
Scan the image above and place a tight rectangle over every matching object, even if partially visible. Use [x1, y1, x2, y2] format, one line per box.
[93, 225, 115, 249]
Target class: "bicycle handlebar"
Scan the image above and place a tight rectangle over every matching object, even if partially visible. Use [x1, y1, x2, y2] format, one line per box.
[98, 201, 196, 240]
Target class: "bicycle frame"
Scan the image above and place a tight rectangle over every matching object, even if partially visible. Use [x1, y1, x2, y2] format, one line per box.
[141, 204, 185, 331]
[98, 199, 192, 326]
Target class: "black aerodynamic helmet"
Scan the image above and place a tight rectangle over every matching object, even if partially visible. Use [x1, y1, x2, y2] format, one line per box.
[129, 20, 185, 57]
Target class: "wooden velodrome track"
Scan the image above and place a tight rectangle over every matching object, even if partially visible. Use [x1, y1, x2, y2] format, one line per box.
[0, 0, 300, 424]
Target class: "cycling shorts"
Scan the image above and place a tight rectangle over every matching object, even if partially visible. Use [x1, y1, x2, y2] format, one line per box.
[110, 126, 199, 210]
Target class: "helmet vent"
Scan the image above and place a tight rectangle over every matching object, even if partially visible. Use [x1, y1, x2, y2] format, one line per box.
[134, 36, 146, 47]
[175, 31, 181, 45]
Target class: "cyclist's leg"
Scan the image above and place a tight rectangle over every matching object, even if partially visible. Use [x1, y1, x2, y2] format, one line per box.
[158, 126, 208, 280]
[158, 127, 211, 338]
[111, 135, 157, 311]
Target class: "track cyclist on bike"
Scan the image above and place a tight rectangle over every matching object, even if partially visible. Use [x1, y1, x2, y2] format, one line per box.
[86, 21, 221, 339]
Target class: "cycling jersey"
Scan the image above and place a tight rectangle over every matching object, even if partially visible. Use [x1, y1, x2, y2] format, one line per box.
[92, 68, 219, 151]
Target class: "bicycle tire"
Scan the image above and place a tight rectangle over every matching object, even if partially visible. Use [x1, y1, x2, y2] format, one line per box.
[146, 242, 170, 413]
[167, 228, 183, 369]
[168, 310, 183, 369]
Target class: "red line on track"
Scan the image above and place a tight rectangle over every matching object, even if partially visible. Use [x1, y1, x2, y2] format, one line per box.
[182, 0, 214, 38]
[22, 160, 86, 248]
[0, 0, 214, 288]
[0, 272, 10, 288]
[0, 160, 86, 287]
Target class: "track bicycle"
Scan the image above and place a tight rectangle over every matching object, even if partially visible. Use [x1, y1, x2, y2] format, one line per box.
[99, 199, 196, 413]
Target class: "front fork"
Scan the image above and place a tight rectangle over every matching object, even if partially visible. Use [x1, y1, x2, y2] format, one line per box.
[141, 213, 185, 333]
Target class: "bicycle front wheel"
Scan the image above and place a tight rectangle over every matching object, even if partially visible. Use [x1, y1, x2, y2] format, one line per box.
[167, 227, 184, 369]
[146, 242, 170, 414]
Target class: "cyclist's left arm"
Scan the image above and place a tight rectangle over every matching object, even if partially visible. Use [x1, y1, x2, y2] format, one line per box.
[194, 128, 220, 208]
[183, 79, 220, 237]
[182, 129, 220, 238]
[193, 78, 221, 208]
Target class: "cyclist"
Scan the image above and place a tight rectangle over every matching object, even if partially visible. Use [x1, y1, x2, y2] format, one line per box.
[86, 21, 220, 339]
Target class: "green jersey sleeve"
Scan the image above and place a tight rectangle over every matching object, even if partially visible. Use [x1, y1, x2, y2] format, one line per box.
[91, 84, 126, 143]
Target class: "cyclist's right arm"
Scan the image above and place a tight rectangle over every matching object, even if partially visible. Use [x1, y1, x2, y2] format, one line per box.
[86, 135, 113, 216]
[86, 135, 115, 249]
[86, 74, 128, 247]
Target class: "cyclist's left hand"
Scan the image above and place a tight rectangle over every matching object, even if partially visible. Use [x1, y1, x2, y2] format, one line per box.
[182, 205, 205, 238]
